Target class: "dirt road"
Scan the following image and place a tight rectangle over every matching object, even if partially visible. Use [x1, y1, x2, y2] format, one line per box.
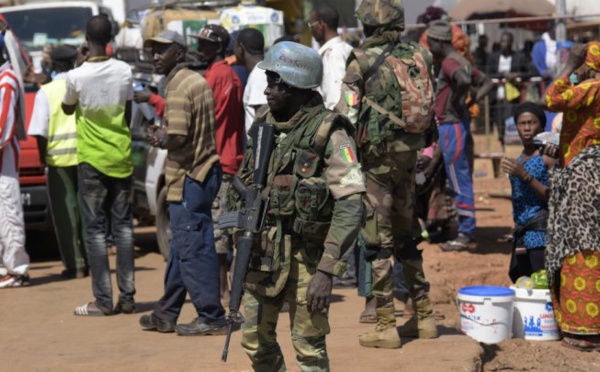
[3, 179, 599, 371]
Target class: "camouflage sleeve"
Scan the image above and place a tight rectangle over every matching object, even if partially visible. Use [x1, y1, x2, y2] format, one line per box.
[334, 59, 363, 125]
[323, 128, 365, 199]
[317, 128, 365, 277]
[317, 194, 364, 277]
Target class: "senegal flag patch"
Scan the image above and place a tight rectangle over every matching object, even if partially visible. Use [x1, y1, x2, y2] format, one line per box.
[339, 144, 356, 163]
[344, 91, 358, 107]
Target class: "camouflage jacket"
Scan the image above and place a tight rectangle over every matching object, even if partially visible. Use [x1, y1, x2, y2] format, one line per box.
[336, 39, 436, 157]
[232, 93, 365, 296]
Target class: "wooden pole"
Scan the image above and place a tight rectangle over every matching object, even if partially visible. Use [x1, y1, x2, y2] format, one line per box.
[484, 95, 491, 152]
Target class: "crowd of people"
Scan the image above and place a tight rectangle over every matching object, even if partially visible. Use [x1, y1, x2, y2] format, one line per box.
[0, 0, 599, 369]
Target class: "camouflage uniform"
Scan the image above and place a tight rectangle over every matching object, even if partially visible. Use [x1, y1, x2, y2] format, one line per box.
[233, 93, 365, 371]
[336, 0, 438, 347]
[212, 174, 233, 254]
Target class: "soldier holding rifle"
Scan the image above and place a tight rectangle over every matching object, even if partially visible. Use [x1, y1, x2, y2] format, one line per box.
[222, 41, 365, 371]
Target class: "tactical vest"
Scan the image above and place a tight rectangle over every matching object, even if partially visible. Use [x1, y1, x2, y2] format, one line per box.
[237, 105, 353, 247]
[41, 79, 78, 167]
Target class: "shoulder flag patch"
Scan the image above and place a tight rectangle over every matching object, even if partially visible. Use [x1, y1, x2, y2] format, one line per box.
[339, 144, 356, 163]
[344, 91, 359, 107]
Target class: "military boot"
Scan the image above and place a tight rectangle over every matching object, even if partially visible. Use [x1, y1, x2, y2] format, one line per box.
[359, 305, 401, 349]
[397, 297, 438, 339]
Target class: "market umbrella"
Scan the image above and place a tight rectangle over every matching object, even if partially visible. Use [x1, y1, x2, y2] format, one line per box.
[449, 0, 554, 20]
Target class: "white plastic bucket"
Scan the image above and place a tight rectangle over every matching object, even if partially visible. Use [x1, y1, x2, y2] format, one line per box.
[457, 286, 515, 344]
[511, 286, 560, 341]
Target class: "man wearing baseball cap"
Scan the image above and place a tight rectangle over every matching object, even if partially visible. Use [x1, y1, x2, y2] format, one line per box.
[133, 30, 187, 117]
[190, 24, 245, 304]
[139, 30, 227, 336]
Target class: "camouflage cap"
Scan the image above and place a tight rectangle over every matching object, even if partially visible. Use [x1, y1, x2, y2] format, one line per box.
[356, 0, 405, 28]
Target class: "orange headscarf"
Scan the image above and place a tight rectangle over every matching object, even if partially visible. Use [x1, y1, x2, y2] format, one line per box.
[585, 41, 600, 72]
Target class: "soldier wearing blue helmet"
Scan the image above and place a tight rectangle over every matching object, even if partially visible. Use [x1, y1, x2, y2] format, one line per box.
[230, 41, 365, 370]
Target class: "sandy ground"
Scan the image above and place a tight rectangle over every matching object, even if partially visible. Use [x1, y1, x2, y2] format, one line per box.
[3, 177, 600, 371]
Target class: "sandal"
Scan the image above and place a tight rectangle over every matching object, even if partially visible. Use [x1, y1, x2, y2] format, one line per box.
[74, 302, 111, 317]
[359, 310, 377, 323]
[561, 336, 600, 352]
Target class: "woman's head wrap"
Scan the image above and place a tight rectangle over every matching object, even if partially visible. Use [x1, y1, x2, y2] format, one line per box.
[513, 102, 547, 128]
[585, 41, 600, 72]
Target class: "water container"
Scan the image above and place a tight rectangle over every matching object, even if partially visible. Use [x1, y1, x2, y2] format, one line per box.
[457, 286, 515, 344]
[511, 286, 559, 341]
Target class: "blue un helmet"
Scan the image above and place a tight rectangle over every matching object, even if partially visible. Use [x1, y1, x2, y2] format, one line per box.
[257, 41, 322, 89]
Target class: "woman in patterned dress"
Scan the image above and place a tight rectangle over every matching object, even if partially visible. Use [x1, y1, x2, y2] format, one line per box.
[501, 103, 555, 281]
[545, 42, 600, 351]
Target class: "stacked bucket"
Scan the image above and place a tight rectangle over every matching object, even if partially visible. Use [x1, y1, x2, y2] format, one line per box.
[457, 286, 559, 344]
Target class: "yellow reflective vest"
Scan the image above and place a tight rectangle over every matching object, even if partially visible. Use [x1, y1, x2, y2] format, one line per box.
[42, 78, 77, 167]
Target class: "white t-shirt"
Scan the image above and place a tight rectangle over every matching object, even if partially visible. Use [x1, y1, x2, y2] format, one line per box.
[63, 58, 133, 113]
[63, 58, 134, 178]
[243, 66, 268, 135]
[28, 72, 69, 138]
[318, 36, 353, 110]
[497, 55, 512, 100]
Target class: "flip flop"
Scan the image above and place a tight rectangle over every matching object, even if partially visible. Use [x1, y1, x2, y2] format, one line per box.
[74, 302, 109, 317]
[359, 310, 377, 323]
[561, 336, 600, 352]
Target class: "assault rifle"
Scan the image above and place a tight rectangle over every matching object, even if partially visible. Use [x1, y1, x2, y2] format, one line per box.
[218, 123, 275, 362]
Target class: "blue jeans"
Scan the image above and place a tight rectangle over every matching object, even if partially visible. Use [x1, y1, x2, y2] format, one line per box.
[439, 121, 476, 236]
[78, 163, 135, 313]
[154, 165, 225, 324]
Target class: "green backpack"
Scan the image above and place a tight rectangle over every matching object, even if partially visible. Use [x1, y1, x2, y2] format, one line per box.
[350, 42, 437, 154]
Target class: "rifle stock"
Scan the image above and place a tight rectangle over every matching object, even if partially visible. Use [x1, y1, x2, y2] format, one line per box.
[220, 123, 275, 362]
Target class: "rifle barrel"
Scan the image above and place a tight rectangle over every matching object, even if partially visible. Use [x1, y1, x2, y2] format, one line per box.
[221, 321, 234, 362]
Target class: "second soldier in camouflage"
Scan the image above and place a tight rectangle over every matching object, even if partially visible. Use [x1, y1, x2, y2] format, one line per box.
[336, 0, 439, 349]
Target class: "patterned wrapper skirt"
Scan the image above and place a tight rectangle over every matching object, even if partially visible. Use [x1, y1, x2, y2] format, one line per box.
[546, 145, 600, 336]
[551, 250, 600, 335]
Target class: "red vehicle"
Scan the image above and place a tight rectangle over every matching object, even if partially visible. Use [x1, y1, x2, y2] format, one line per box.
[0, 14, 54, 233]
[19, 83, 52, 231]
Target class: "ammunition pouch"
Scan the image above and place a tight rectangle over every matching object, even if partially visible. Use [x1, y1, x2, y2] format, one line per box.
[246, 226, 282, 273]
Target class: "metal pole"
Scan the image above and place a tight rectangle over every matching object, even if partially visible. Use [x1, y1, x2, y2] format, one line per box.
[484, 95, 491, 152]
[555, 0, 567, 75]
[555, 0, 567, 43]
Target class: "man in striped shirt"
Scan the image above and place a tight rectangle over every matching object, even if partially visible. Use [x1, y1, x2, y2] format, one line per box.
[0, 33, 30, 288]
[140, 30, 227, 336]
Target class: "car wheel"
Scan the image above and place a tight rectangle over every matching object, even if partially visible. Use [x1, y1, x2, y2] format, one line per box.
[156, 186, 171, 261]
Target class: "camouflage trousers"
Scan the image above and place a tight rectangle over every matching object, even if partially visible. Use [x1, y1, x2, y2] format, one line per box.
[212, 173, 233, 255]
[361, 151, 430, 306]
[241, 246, 330, 372]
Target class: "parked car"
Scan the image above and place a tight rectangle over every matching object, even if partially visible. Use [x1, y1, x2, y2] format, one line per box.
[128, 68, 170, 260]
